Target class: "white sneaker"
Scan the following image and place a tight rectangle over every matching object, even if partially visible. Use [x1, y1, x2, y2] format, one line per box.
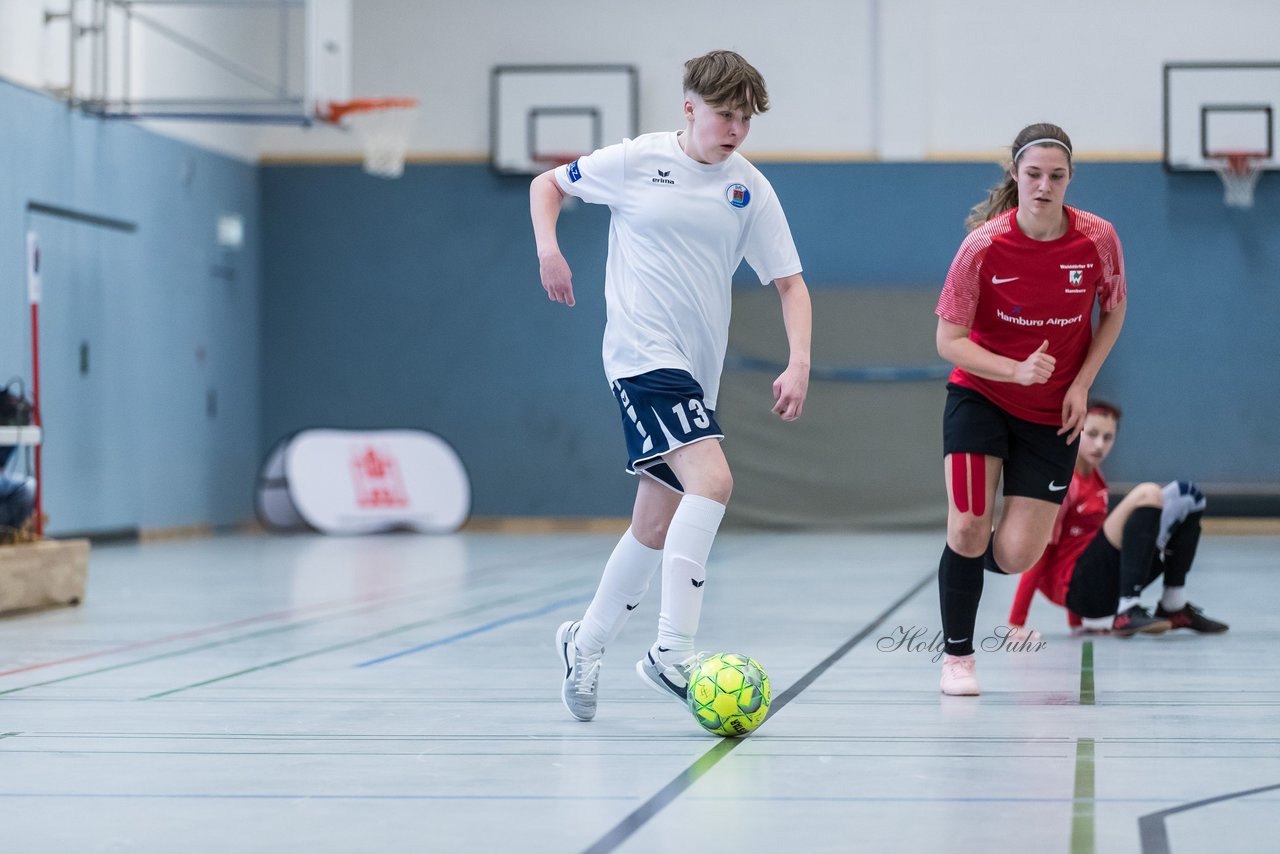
[940, 653, 980, 696]
[556, 620, 601, 721]
[635, 644, 703, 707]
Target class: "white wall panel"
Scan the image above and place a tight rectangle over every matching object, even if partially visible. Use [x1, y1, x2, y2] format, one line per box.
[3, 0, 1277, 163]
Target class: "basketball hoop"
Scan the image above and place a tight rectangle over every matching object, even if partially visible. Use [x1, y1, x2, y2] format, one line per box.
[321, 98, 420, 179]
[1209, 151, 1265, 209]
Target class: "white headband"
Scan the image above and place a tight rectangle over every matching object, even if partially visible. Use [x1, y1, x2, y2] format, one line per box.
[1014, 138, 1072, 162]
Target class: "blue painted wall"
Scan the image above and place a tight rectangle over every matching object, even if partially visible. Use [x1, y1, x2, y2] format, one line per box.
[2, 79, 262, 533]
[8, 65, 1275, 527]
[261, 160, 1280, 516]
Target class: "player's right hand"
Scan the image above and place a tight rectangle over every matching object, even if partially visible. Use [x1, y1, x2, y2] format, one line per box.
[1013, 340, 1054, 386]
[539, 252, 575, 307]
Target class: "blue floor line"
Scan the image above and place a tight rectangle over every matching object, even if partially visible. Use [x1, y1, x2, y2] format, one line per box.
[354, 594, 591, 667]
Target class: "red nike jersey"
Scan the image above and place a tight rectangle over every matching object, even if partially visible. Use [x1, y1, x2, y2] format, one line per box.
[936, 207, 1126, 425]
[1008, 466, 1109, 625]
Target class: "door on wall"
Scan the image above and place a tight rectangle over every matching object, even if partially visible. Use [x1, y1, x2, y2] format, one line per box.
[27, 209, 141, 536]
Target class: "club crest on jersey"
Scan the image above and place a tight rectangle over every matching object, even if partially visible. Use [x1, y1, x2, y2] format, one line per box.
[1068, 270, 1083, 284]
[725, 183, 750, 208]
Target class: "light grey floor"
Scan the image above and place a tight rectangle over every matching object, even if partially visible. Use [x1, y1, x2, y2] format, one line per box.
[1, 529, 1275, 853]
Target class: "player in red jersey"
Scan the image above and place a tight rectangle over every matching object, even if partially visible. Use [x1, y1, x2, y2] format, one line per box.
[934, 123, 1128, 695]
[1007, 401, 1228, 638]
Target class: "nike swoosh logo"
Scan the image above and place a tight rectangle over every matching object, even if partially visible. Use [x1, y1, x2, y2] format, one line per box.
[1049, 482, 1068, 491]
[691, 579, 705, 588]
[946, 637, 969, 644]
[625, 603, 638, 611]
[991, 275, 1019, 284]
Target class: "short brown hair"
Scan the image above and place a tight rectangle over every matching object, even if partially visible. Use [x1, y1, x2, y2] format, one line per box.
[683, 50, 769, 116]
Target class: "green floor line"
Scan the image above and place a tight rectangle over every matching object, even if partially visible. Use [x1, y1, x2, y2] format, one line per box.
[1071, 737, 1096, 854]
[1072, 641, 1097, 854]
[1080, 640, 1095, 705]
[140, 581, 587, 699]
[0, 578, 580, 698]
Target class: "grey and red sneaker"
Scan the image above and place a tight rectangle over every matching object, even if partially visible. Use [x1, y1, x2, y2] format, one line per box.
[1112, 605, 1173, 637]
[1155, 602, 1229, 633]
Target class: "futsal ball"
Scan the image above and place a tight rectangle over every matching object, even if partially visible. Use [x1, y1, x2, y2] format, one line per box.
[687, 652, 771, 737]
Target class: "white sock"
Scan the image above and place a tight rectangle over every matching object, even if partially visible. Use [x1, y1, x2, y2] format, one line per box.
[1117, 596, 1141, 613]
[576, 528, 662, 655]
[1160, 585, 1187, 612]
[1082, 615, 1113, 631]
[655, 494, 725, 657]
[1158, 481, 1206, 549]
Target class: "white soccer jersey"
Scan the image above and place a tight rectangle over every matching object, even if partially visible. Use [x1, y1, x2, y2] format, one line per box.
[554, 131, 801, 409]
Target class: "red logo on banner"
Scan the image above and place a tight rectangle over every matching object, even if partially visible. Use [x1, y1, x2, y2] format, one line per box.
[350, 445, 409, 508]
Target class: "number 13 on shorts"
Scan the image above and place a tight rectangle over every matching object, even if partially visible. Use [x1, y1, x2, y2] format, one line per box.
[672, 400, 711, 433]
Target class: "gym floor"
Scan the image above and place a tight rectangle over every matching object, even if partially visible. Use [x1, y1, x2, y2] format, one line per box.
[1, 527, 1275, 853]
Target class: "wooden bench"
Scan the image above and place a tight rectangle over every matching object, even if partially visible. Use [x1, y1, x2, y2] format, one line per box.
[0, 538, 89, 615]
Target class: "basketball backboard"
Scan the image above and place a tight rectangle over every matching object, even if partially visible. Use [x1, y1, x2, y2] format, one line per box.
[1163, 62, 1280, 171]
[55, 0, 350, 124]
[490, 65, 637, 175]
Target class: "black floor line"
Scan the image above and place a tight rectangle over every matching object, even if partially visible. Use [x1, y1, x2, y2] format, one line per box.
[1139, 782, 1280, 854]
[580, 569, 935, 854]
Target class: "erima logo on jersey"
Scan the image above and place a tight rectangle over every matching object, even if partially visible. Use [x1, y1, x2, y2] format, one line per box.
[652, 168, 675, 185]
[567, 160, 582, 182]
[726, 183, 750, 208]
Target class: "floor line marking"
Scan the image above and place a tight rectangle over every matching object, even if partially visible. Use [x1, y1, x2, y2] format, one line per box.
[354, 595, 592, 666]
[0, 542, 599, 680]
[1080, 639, 1095, 705]
[139, 582, 587, 700]
[1139, 782, 1280, 854]
[580, 569, 934, 854]
[0, 792, 1273, 805]
[0, 578, 581, 699]
[1071, 737, 1096, 854]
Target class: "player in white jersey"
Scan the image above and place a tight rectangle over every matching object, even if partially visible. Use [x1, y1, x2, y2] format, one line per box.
[530, 50, 812, 722]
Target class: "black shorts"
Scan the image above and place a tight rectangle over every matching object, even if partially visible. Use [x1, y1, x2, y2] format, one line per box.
[1065, 533, 1121, 618]
[942, 383, 1079, 504]
[1066, 529, 1167, 618]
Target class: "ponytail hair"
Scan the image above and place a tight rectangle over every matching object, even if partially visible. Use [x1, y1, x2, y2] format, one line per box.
[964, 122, 1073, 232]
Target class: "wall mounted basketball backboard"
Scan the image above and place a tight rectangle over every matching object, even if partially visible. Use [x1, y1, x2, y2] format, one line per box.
[1163, 62, 1279, 172]
[48, 0, 350, 124]
[491, 65, 637, 175]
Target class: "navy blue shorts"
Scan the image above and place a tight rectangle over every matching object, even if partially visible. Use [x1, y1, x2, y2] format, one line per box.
[611, 369, 723, 493]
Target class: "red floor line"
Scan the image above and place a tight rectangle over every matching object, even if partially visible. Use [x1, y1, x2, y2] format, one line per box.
[0, 595, 382, 678]
[0, 543, 595, 678]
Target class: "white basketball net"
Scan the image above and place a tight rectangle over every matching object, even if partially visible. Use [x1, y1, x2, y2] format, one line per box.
[1210, 154, 1263, 209]
[338, 102, 419, 179]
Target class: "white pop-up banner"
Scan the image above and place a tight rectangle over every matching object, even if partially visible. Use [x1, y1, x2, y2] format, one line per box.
[256, 428, 470, 535]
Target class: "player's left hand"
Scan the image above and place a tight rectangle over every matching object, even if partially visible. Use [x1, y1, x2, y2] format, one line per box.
[1058, 382, 1088, 443]
[772, 363, 809, 421]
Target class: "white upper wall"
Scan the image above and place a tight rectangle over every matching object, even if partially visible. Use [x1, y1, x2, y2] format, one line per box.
[3, 0, 1277, 163]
